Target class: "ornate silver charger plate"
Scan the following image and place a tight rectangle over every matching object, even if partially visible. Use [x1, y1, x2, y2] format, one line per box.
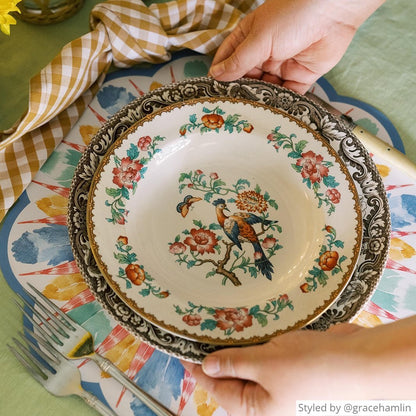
[68, 77, 390, 362]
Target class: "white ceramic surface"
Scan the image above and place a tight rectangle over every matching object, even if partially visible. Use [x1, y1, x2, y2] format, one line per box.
[88, 98, 362, 344]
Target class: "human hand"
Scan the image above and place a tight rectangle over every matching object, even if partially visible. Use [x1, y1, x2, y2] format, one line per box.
[182, 323, 363, 415]
[182, 317, 416, 416]
[209, 0, 385, 94]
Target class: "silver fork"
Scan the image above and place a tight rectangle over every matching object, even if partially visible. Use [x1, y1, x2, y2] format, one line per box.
[8, 332, 117, 416]
[16, 283, 176, 416]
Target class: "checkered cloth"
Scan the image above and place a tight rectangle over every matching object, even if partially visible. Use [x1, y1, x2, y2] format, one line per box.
[0, 0, 261, 221]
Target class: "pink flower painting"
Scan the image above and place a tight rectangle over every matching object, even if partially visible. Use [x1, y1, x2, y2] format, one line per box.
[112, 157, 143, 189]
[137, 136, 152, 151]
[184, 228, 218, 255]
[214, 308, 253, 332]
[296, 150, 329, 184]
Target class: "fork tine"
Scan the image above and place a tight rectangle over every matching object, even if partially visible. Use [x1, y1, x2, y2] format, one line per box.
[10, 335, 119, 416]
[8, 344, 45, 384]
[14, 297, 65, 346]
[16, 292, 67, 338]
[19, 290, 174, 416]
[27, 283, 77, 330]
[24, 325, 55, 350]
[19, 289, 72, 336]
[17, 332, 60, 369]
[8, 337, 50, 383]
[17, 331, 61, 369]
[23, 327, 64, 362]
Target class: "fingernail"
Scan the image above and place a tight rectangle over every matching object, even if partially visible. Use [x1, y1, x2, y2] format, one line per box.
[208, 62, 225, 78]
[202, 356, 220, 376]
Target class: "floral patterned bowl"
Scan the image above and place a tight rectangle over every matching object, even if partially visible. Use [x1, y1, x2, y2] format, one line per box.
[87, 97, 362, 345]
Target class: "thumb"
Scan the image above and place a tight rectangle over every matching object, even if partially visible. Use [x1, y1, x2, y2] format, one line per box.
[202, 346, 262, 382]
[327, 322, 363, 335]
[209, 29, 269, 81]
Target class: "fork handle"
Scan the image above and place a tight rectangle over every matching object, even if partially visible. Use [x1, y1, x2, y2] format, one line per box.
[93, 353, 176, 416]
[80, 390, 118, 416]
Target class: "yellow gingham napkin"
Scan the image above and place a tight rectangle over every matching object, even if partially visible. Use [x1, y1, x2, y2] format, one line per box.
[0, 0, 261, 221]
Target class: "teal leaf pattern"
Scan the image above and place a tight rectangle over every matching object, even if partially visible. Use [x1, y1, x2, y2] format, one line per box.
[267, 127, 342, 215]
[300, 225, 347, 293]
[176, 295, 293, 336]
[104, 135, 166, 224]
[113, 236, 170, 299]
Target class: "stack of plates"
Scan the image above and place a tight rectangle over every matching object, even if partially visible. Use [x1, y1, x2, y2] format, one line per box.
[68, 77, 390, 362]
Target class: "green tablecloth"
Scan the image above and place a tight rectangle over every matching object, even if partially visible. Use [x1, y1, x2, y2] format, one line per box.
[0, 1, 415, 414]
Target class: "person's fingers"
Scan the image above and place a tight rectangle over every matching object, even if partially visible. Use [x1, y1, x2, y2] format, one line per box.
[278, 58, 320, 94]
[183, 359, 272, 416]
[209, 22, 271, 81]
[210, 23, 246, 68]
[241, 67, 265, 80]
[327, 322, 363, 335]
[210, 39, 266, 81]
[281, 80, 311, 95]
[210, 34, 318, 93]
[180, 359, 199, 375]
[201, 345, 269, 383]
[261, 72, 283, 85]
[279, 30, 356, 94]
